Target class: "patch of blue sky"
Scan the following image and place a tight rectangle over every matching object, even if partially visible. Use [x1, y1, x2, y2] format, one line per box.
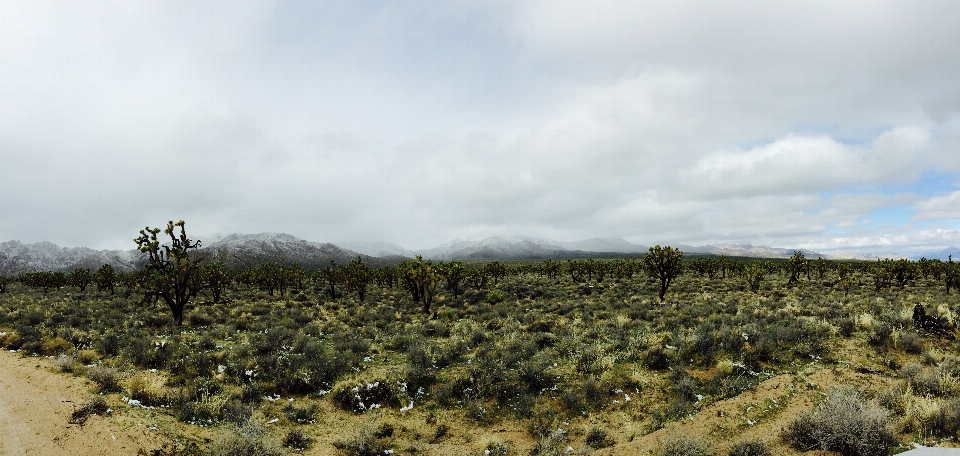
[860, 205, 915, 227]
[819, 170, 960, 198]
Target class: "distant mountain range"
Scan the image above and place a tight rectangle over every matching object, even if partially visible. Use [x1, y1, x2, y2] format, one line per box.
[1, 233, 956, 274]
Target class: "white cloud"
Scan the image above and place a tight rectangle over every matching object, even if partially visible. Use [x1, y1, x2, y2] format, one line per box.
[915, 191, 960, 221]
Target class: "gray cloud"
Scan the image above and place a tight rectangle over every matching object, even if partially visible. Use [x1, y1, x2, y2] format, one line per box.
[1, 1, 959, 253]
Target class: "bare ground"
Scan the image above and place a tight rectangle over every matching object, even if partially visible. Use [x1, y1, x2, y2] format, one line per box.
[0, 350, 163, 455]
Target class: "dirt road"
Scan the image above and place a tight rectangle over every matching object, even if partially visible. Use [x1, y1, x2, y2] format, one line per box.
[0, 350, 160, 455]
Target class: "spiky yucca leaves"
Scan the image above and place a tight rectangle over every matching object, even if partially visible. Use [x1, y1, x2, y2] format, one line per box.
[134, 220, 203, 326]
[642, 245, 684, 301]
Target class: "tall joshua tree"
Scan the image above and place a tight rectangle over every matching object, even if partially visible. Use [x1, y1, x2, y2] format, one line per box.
[134, 220, 203, 326]
[642, 245, 684, 301]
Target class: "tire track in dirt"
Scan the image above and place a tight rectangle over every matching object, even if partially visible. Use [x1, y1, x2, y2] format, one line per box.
[0, 350, 162, 455]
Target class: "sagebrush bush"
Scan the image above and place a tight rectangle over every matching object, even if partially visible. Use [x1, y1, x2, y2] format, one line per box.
[331, 426, 392, 456]
[585, 426, 615, 449]
[210, 419, 283, 456]
[86, 365, 120, 392]
[331, 380, 400, 413]
[782, 388, 896, 456]
[658, 434, 712, 456]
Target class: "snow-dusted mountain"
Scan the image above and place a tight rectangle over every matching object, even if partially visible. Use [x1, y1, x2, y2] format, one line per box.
[561, 238, 647, 254]
[4, 232, 951, 274]
[337, 241, 414, 258]
[0, 240, 142, 274]
[201, 233, 383, 270]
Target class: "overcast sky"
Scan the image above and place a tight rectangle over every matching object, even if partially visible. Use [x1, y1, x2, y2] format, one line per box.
[2, 1, 960, 254]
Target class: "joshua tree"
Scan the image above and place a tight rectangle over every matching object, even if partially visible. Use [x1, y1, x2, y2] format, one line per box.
[201, 262, 230, 303]
[94, 264, 116, 294]
[442, 260, 465, 300]
[746, 261, 766, 293]
[399, 255, 438, 314]
[342, 256, 372, 302]
[787, 251, 807, 287]
[642, 245, 684, 301]
[68, 268, 91, 292]
[133, 220, 203, 326]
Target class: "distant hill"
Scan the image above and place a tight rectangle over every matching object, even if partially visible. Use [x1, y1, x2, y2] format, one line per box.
[0, 233, 385, 275]
[5, 232, 938, 275]
[414, 236, 647, 260]
[909, 247, 960, 261]
[199, 233, 387, 271]
[0, 240, 143, 275]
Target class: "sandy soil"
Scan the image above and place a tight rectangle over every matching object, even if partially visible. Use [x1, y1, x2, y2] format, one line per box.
[0, 350, 162, 455]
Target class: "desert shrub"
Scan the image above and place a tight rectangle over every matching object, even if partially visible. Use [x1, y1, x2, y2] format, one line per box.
[838, 318, 856, 337]
[127, 371, 170, 406]
[782, 388, 896, 456]
[210, 419, 283, 456]
[282, 428, 312, 451]
[898, 331, 924, 354]
[527, 399, 561, 439]
[95, 332, 121, 357]
[930, 398, 960, 438]
[657, 434, 712, 456]
[331, 380, 400, 413]
[332, 426, 392, 456]
[482, 438, 510, 456]
[86, 365, 120, 392]
[54, 354, 75, 372]
[1, 331, 23, 349]
[40, 337, 72, 356]
[283, 401, 317, 424]
[728, 439, 769, 456]
[530, 428, 568, 456]
[585, 426, 615, 449]
[76, 349, 98, 364]
[868, 323, 893, 350]
[644, 347, 671, 370]
[220, 399, 252, 424]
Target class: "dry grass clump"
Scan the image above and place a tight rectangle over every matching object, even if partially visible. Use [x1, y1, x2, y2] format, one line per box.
[782, 388, 896, 456]
[127, 371, 170, 406]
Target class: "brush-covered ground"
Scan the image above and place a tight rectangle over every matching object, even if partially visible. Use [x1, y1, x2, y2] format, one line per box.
[1, 264, 959, 455]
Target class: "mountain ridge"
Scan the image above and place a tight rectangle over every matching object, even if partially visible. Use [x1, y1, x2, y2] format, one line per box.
[1, 233, 954, 274]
